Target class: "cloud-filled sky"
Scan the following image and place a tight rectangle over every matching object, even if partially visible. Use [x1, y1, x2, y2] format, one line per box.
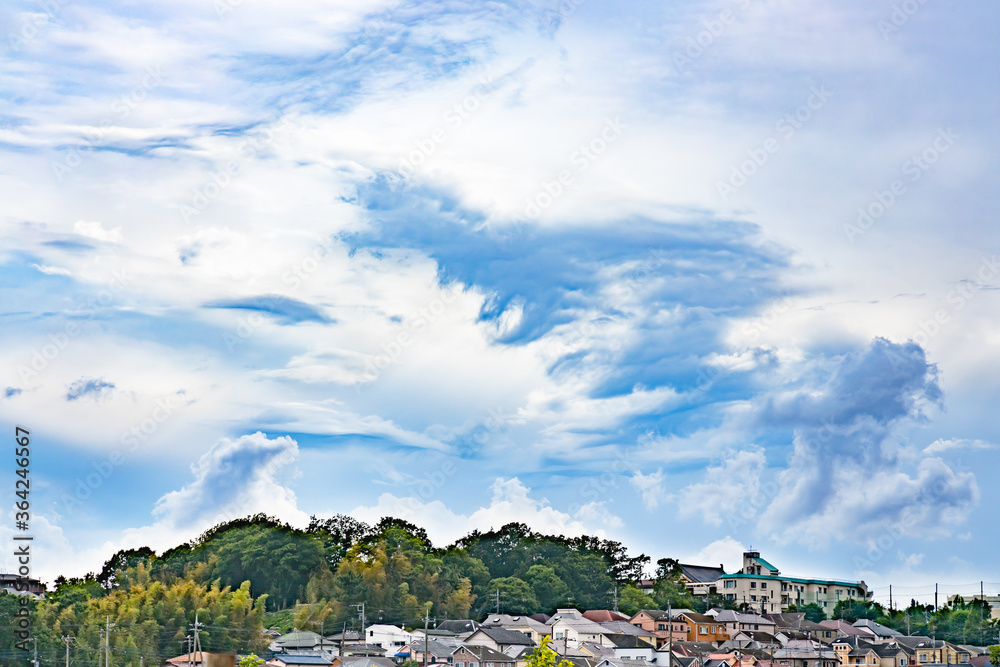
[1, 0, 998, 604]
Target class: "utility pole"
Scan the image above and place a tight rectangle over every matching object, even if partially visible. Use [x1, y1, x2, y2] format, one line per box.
[612, 583, 619, 613]
[667, 600, 673, 667]
[98, 630, 105, 667]
[495, 590, 501, 614]
[190, 612, 204, 665]
[31, 637, 39, 667]
[62, 635, 75, 667]
[185, 635, 193, 667]
[934, 584, 938, 612]
[340, 622, 346, 657]
[423, 609, 433, 667]
[354, 604, 366, 641]
[105, 616, 115, 667]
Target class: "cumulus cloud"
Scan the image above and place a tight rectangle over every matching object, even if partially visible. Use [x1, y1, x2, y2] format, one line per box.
[757, 339, 979, 544]
[350, 477, 623, 546]
[630, 468, 668, 511]
[684, 536, 747, 572]
[923, 438, 994, 455]
[74, 220, 123, 244]
[677, 446, 768, 525]
[151, 432, 308, 530]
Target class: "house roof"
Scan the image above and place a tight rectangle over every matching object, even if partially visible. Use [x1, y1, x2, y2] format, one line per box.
[583, 610, 631, 623]
[335, 658, 396, 667]
[482, 615, 549, 634]
[853, 619, 903, 638]
[821, 621, 867, 636]
[753, 558, 779, 573]
[166, 652, 209, 665]
[276, 632, 325, 648]
[717, 573, 866, 589]
[679, 564, 727, 584]
[471, 627, 535, 646]
[271, 656, 333, 666]
[599, 622, 655, 637]
[680, 613, 718, 624]
[604, 635, 653, 649]
[437, 620, 481, 634]
[455, 645, 515, 662]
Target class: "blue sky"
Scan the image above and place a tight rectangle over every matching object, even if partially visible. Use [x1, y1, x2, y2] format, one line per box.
[1, 0, 998, 604]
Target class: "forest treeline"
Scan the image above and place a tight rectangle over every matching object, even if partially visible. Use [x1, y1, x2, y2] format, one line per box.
[0, 514, 995, 667]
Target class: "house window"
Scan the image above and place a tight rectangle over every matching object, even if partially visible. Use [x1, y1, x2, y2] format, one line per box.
[658, 624, 665, 631]
[457, 662, 465, 667]
[761, 583, 767, 589]
[726, 594, 734, 601]
[751, 595, 757, 602]
[751, 582, 757, 589]
[725, 580, 736, 589]
[700, 627, 708, 635]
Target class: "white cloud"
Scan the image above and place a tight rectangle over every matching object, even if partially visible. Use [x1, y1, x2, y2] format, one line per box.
[923, 438, 994, 455]
[349, 477, 623, 546]
[677, 446, 768, 525]
[684, 536, 747, 573]
[74, 220, 123, 244]
[31, 263, 71, 276]
[630, 468, 668, 511]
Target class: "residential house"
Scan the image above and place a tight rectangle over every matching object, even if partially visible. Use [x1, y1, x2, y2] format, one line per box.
[482, 615, 550, 644]
[873, 642, 913, 667]
[680, 564, 729, 598]
[585, 611, 632, 623]
[852, 621, 902, 641]
[819, 623, 867, 638]
[765, 615, 836, 644]
[273, 631, 329, 653]
[832, 635, 879, 667]
[407, 638, 462, 664]
[772, 640, 838, 667]
[465, 627, 536, 655]
[630, 610, 695, 647]
[363, 625, 412, 656]
[706, 611, 777, 638]
[713, 552, 870, 614]
[452, 644, 517, 667]
[550, 609, 615, 648]
[329, 658, 396, 667]
[267, 657, 333, 667]
[679, 613, 729, 645]
[0, 574, 45, 598]
[906, 640, 971, 666]
[604, 635, 657, 662]
[594, 658, 655, 667]
[600, 622, 659, 646]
